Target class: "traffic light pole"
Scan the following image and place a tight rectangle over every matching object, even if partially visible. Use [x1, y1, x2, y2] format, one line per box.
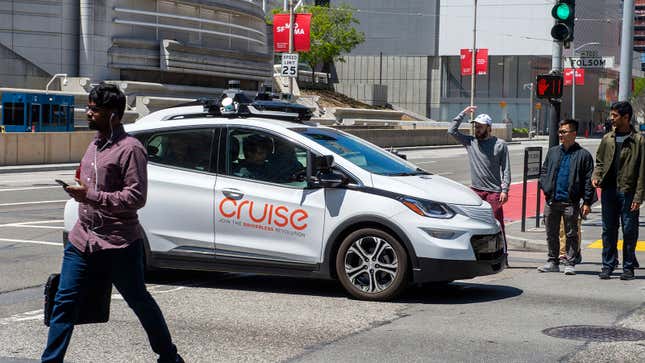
[619, 0, 635, 101]
[549, 39, 563, 148]
[470, 0, 478, 131]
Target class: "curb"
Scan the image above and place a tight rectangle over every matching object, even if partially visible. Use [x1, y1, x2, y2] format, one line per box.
[506, 234, 548, 252]
[505, 220, 548, 252]
[395, 141, 522, 152]
[0, 164, 77, 174]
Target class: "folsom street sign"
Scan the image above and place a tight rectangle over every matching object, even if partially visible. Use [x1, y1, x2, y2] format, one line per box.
[565, 56, 615, 69]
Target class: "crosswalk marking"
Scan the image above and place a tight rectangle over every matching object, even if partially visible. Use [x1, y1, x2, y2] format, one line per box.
[587, 240, 645, 251]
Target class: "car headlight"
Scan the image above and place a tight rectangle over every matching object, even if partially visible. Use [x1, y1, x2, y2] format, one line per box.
[398, 197, 455, 219]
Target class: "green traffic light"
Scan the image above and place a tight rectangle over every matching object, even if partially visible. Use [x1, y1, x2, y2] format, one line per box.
[554, 4, 572, 20]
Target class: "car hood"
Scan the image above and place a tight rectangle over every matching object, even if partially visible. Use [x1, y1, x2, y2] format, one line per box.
[370, 173, 483, 206]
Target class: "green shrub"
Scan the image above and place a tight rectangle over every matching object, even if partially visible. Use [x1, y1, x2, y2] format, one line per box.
[512, 128, 529, 134]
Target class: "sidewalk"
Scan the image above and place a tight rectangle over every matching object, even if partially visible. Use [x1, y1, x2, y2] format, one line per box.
[505, 205, 607, 253]
[0, 163, 77, 174]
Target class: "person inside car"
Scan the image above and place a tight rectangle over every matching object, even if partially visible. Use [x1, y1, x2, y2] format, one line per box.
[165, 136, 195, 169]
[268, 140, 305, 183]
[236, 134, 272, 180]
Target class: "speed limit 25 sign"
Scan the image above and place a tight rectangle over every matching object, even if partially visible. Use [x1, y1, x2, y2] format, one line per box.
[281, 53, 299, 78]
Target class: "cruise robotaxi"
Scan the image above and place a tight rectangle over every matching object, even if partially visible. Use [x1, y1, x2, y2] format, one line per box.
[63, 93, 505, 301]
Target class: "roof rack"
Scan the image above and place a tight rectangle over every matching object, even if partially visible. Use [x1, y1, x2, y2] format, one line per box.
[173, 89, 313, 122]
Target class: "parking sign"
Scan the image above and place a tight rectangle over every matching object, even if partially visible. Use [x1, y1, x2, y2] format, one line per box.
[281, 53, 299, 78]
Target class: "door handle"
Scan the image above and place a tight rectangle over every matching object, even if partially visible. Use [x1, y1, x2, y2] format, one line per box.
[222, 189, 244, 200]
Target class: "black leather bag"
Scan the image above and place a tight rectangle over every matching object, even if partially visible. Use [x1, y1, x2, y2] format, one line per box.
[44, 273, 112, 326]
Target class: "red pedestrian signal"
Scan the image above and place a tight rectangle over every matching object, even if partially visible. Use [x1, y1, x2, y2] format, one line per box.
[536, 74, 563, 99]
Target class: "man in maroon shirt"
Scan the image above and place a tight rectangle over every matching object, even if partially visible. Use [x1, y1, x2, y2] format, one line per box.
[42, 83, 183, 363]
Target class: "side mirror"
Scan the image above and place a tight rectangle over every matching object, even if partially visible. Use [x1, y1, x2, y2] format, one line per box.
[317, 171, 346, 188]
[313, 155, 334, 171]
[307, 154, 347, 188]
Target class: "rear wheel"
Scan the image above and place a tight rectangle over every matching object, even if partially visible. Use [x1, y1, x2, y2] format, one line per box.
[335, 228, 408, 301]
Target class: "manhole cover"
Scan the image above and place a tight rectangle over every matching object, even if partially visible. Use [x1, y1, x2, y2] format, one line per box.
[542, 325, 645, 342]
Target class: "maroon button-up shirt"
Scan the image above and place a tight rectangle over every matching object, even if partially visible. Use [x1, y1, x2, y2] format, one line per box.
[68, 124, 148, 253]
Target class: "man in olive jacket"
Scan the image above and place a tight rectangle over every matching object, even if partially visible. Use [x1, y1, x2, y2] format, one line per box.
[538, 119, 595, 275]
[592, 101, 645, 280]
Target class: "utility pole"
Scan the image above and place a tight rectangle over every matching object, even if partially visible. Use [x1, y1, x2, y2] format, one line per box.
[619, 0, 635, 101]
[470, 0, 478, 135]
[524, 83, 534, 138]
[288, 0, 294, 99]
[571, 42, 600, 120]
[549, 39, 563, 148]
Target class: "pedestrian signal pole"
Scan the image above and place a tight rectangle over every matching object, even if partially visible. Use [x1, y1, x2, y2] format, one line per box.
[548, 1, 575, 148]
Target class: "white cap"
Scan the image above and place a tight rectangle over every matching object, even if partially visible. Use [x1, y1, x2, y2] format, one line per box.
[472, 114, 492, 126]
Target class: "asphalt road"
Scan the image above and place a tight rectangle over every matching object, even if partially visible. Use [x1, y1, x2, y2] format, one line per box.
[1, 138, 644, 362]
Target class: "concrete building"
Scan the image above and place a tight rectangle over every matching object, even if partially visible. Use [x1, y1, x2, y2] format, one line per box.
[0, 0, 272, 114]
[329, 0, 629, 130]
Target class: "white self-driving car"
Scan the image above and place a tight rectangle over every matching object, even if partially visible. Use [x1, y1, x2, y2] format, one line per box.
[64, 97, 505, 301]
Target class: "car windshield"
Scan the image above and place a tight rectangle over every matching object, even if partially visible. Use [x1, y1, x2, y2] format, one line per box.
[292, 128, 427, 176]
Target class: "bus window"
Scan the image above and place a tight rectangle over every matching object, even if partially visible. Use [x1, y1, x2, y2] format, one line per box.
[42, 104, 51, 126]
[52, 105, 60, 126]
[30, 104, 41, 125]
[2, 103, 25, 125]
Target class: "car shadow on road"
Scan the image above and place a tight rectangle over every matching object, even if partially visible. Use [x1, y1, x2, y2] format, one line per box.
[145, 269, 524, 303]
[397, 282, 523, 304]
[146, 270, 348, 298]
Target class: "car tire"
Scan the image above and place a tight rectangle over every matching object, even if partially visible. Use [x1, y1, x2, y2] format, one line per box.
[335, 228, 408, 301]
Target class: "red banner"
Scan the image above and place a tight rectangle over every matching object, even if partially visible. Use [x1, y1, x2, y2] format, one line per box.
[273, 13, 312, 53]
[460, 49, 488, 76]
[564, 68, 585, 86]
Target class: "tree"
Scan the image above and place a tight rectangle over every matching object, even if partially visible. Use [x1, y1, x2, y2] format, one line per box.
[271, 4, 365, 81]
[631, 78, 645, 123]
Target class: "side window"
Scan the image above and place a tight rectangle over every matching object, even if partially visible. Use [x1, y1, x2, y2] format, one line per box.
[227, 128, 308, 187]
[146, 129, 214, 172]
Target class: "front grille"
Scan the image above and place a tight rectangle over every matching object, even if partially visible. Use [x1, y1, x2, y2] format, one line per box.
[471, 233, 504, 260]
[453, 204, 497, 226]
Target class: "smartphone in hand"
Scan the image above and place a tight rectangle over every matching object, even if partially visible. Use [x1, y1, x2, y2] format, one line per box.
[55, 179, 69, 188]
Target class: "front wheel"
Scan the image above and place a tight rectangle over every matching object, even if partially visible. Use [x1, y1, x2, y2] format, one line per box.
[335, 228, 408, 301]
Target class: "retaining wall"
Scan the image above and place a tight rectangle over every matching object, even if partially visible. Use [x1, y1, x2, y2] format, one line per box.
[0, 127, 511, 166]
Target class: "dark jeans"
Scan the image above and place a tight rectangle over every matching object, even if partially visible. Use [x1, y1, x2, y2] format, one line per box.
[42, 241, 178, 363]
[601, 188, 640, 272]
[544, 201, 580, 265]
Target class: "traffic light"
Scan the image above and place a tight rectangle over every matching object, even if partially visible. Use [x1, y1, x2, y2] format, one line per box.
[551, 1, 575, 45]
[536, 74, 563, 99]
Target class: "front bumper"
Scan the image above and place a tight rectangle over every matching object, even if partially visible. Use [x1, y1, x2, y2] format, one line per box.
[412, 233, 506, 283]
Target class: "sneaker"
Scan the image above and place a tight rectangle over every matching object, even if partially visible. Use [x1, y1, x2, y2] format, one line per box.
[564, 266, 576, 275]
[599, 268, 612, 280]
[537, 261, 560, 272]
[620, 270, 635, 280]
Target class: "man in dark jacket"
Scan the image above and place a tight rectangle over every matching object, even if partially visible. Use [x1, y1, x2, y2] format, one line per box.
[538, 119, 595, 275]
[592, 101, 645, 280]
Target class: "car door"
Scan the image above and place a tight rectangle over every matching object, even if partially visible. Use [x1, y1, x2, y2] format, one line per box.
[214, 127, 326, 266]
[138, 127, 218, 258]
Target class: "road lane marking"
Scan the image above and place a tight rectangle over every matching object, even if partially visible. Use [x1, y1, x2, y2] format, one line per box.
[0, 200, 68, 207]
[0, 220, 64, 230]
[0, 186, 60, 192]
[0, 309, 44, 325]
[587, 240, 645, 251]
[0, 238, 62, 246]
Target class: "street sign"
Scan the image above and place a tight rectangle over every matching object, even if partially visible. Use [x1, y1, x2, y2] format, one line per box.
[565, 56, 615, 68]
[522, 146, 543, 232]
[460, 49, 489, 76]
[281, 53, 299, 78]
[536, 74, 563, 99]
[273, 13, 312, 53]
[564, 68, 584, 86]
